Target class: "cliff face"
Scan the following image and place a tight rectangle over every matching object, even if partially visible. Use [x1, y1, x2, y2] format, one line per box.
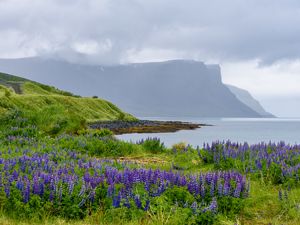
[0, 57, 264, 117]
[226, 84, 275, 117]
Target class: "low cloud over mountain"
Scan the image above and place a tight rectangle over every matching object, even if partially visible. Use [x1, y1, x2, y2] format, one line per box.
[0, 58, 272, 118]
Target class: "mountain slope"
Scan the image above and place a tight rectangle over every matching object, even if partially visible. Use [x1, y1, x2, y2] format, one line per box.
[0, 57, 264, 118]
[226, 84, 275, 117]
[0, 72, 135, 134]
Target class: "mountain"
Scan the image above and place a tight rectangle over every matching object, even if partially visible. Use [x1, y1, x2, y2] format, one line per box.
[0, 57, 267, 117]
[226, 84, 275, 117]
[0, 71, 135, 134]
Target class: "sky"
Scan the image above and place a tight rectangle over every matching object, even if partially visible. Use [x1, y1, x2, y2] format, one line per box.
[0, 0, 300, 117]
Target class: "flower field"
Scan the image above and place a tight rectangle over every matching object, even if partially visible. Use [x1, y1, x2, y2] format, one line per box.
[0, 114, 300, 224]
[200, 141, 300, 185]
[0, 135, 249, 223]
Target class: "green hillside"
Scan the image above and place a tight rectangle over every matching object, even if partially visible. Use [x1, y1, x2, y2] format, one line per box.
[0, 72, 136, 134]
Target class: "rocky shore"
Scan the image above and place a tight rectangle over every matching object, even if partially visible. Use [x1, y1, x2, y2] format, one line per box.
[89, 120, 206, 134]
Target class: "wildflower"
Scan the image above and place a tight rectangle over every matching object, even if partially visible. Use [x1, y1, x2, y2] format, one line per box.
[134, 195, 142, 209]
[191, 201, 198, 214]
[113, 192, 121, 208]
[234, 181, 241, 198]
[218, 183, 223, 197]
[209, 197, 218, 213]
[78, 198, 86, 207]
[144, 199, 150, 211]
[210, 181, 215, 196]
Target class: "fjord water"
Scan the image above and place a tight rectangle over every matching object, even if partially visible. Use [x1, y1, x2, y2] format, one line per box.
[116, 117, 300, 147]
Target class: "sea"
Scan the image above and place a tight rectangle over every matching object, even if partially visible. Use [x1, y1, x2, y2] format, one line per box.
[116, 117, 300, 147]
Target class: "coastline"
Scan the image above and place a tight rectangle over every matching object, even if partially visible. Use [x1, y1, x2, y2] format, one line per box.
[89, 120, 207, 134]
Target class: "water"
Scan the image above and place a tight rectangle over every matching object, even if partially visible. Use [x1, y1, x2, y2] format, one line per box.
[116, 117, 300, 147]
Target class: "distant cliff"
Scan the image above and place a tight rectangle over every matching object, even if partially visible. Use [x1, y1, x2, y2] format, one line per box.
[0, 57, 269, 117]
[226, 84, 275, 117]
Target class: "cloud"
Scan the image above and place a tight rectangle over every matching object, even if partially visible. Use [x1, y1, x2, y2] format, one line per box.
[1, 0, 300, 64]
[222, 60, 300, 97]
[222, 60, 300, 117]
[0, 0, 299, 116]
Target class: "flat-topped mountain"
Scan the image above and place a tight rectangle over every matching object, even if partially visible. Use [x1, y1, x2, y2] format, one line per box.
[0, 57, 271, 117]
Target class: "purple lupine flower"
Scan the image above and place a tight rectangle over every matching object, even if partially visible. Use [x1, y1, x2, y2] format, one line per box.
[4, 184, 10, 197]
[78, 183, 86, 197]
[134, 195, 142, 209]
[89, 189, 96, 202]
[78, 198, 86, 207]
[112, 192, 121, 208]
[157, 182, 165, 196]
[144, 180, 150, 192]
[200, 184, 205, 198]
[210, 181, 215, 197]
[16, 178, 23, 191]
[107, 184, 115, 197]
[191, 201, 198, 214]
[68, 179, 75, 195]
[23, 180, 30, 203]
[32, 176, 39, 195]
[39, 182, 44, 196]
[144, 199, 150, 211]
[218, 183, 223, 197]
[223, 182, 230, 196]
[12, 170, 18, 180]
[233, 181, 242, 198]
[209, 197, 218, 213]
[83, 172, 90, 183]
[206, 173, 213, 185]
[124, 198, 130, 208]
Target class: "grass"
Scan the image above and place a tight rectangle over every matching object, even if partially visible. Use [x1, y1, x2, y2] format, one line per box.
[1, 72, 300, 224]
[238, 181, 300, 225]
[0, 72, 136, 134]
[1, 177, 299, 225]
[1, 127, 300, 224]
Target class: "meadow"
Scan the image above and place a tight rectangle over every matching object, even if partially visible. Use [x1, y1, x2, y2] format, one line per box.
[0, 111, 300, 225]
[0, 73, 299, 224]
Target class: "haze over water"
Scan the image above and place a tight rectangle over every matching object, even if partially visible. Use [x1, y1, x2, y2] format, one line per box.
[117, 117, 300, 147]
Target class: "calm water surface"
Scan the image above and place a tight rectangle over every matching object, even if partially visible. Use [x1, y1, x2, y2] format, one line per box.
[116, 117, 300, 147]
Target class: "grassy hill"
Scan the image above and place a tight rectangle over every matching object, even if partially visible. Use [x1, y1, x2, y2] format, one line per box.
[0, 72, 136, 134]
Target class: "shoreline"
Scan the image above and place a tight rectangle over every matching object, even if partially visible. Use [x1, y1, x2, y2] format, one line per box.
[89, 120, 209, 134]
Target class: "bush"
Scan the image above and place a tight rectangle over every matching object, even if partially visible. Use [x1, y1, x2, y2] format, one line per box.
[77, 129, 113, 138]
[138, 137, 165, 154]
[172, 142, 188, 152]
[57, 134, 142, 157]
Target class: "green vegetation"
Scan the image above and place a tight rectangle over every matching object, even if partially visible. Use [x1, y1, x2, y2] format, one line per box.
[0, 72, 135, 135]
[0, 72, 300, 224]
[0, 112, 299, 225]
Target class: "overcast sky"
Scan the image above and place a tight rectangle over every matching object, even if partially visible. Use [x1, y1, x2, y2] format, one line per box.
[0, 0, 300, 117]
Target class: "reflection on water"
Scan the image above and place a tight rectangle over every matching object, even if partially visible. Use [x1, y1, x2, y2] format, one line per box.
[116, 117, 300, 147]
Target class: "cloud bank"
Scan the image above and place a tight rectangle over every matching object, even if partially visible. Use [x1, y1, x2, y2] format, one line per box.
[1, 0, 300, 64]
[0, 0, 300, 116]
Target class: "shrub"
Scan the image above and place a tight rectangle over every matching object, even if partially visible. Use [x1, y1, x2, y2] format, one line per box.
[138, 137, 165, 154]
[172, 142, 188, 152]
[77, 129, 113, 138]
